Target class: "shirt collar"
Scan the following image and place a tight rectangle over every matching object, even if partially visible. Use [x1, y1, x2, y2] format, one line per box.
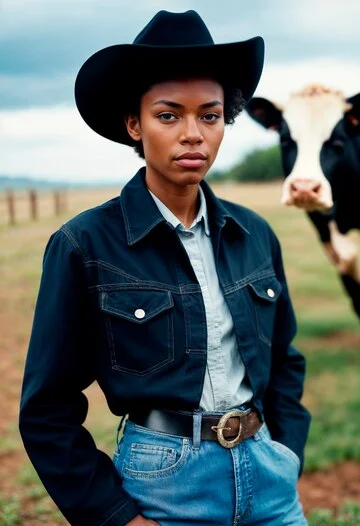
[148, 185, 210, 236]
[120, 168, 250, 246]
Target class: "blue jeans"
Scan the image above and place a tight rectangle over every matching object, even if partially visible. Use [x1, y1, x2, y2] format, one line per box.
[113, 415, 307, 525]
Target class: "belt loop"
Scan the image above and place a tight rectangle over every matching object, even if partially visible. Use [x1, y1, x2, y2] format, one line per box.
[192, 411, 202, 450]
[116, 414, 127, 445]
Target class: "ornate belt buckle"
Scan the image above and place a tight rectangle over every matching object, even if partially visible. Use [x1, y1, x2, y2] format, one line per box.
[211, 409, 245, 448]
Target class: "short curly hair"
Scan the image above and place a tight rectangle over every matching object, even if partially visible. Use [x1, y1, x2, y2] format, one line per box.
[124, 79, 246, 159]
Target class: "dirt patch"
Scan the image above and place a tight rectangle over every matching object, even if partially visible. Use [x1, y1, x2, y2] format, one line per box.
[300, 331, 360, 352]
[1, 186, 359, 523]
[299, 461, 360, 515]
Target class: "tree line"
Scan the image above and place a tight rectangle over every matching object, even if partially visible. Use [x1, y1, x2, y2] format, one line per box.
[209, 144, 283, 182]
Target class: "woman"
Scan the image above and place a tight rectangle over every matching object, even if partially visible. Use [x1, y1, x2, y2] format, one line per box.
[19, 9, 310, 526]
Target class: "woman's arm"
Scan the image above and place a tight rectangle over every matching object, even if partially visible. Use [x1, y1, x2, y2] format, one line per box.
[19, 229, 139, 526]
[262, 232, 311, 474]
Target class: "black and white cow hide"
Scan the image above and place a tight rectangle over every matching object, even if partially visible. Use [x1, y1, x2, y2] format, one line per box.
[246, 84, 360, 319]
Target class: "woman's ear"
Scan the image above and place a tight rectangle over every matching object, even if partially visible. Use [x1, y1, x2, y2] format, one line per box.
[125, 115, 142, 142]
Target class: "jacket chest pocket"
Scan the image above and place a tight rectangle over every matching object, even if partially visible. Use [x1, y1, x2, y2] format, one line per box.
[100, 289, 175, 375]
[248, 277, 282, 347]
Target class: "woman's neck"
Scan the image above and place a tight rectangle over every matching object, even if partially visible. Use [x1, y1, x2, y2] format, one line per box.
[146, 178, 200, 229]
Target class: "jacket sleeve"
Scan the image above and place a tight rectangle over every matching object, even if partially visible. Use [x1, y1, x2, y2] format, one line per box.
[19, 229, 140, 526]
[262, 231, 311, 475]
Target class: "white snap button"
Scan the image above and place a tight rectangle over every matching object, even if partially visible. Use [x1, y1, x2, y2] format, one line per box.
[267, 288, 275, 298]
[134, 308, 145, 319]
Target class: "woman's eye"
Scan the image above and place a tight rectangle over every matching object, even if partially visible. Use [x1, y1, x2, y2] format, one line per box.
[158, 113, 177, 121]
[202, 113, 219, 122]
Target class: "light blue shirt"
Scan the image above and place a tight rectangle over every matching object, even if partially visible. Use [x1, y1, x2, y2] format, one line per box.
[149, 187, 253, 411]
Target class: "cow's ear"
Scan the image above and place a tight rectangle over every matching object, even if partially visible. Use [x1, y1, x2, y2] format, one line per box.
[245, 97, 283, 131]
[345, 93, 360, 130]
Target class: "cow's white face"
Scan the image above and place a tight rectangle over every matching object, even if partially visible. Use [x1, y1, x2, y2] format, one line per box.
[246, 85, 359, 213]
[281, 91, 348, 211]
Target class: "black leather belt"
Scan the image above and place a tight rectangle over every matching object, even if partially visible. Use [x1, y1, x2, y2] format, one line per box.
[128, 408, 262, 448]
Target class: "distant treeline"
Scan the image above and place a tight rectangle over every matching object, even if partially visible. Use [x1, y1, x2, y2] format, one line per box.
[209, 144, 283, 182]
[0, 175, 113, 191]
[2, 145, 283, 189]
[0, 175, 68, 191]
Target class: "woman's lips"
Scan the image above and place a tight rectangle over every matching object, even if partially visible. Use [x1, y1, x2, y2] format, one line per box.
[174, 153, 207, 169]
[175, 158, 206, 168]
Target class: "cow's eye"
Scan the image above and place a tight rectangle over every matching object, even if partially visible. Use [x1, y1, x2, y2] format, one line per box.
[331, 139, 345, 153]
[280, 136, 292, 148]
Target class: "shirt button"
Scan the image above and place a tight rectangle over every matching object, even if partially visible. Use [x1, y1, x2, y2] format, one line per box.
[134, 308, 145, 319]
[267, 288, 275, 298]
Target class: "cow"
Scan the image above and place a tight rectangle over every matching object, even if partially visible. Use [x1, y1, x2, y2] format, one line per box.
[245, 84, 360, 319]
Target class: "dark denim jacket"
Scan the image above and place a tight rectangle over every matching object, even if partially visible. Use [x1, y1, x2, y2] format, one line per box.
[19, 168, 311, 526]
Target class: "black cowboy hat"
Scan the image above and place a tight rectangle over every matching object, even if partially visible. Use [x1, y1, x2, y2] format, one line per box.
[75, 10, 264, 145]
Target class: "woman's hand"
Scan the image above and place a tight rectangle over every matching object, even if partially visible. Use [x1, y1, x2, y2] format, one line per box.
[126, 515, 160, 525]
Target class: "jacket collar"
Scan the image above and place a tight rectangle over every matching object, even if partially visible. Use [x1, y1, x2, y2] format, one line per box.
[120, 167, 250, 246]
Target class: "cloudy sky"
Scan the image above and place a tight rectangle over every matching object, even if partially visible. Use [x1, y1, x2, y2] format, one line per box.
[1, 0, 360, 184]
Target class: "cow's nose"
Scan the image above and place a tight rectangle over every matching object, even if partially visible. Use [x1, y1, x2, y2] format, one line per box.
[290, 179, 321, 198]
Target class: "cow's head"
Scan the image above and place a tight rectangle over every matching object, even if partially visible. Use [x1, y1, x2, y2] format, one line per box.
[246, 84, 360, 212]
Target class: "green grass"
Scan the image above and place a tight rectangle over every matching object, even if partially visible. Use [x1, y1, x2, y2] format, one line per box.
[1, 183, 359, 524]
[14, 465, 67, 524]
[308, 502, 360, 525]
[293, 320, 359, 471]
[296, 316, 359, 338]
[304, 370, 360, 471]
[0, 492, 64, 526]
[0, 434, 21, 454]
[0, 494, 22, 526]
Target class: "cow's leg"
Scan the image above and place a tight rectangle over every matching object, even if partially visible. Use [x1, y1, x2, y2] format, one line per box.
[325, 222, 360, 278]
[339, 275, 360, 319]
[323, 222, 360, 319]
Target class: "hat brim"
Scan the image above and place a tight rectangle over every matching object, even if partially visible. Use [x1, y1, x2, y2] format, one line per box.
[75, 37, 264, 145]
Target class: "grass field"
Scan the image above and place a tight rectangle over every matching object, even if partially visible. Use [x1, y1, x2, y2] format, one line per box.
[0, 181, 359, 525]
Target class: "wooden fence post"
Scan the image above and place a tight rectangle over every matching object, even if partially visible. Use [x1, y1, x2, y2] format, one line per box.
[54, 190, 61, 216]
[61, 189, 67, 214]
[29, 189, 38, 220]
[7, 189, 15, 225]
[53, 189, 67, 215]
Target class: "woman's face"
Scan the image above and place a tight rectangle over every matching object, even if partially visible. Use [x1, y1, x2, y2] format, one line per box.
[125, 78, 225, 194]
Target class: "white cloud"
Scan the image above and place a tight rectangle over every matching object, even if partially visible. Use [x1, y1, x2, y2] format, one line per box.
[1, 58, 360, 183]
[285, 0, 360, 40]
[256, 58, 360, 103]
[0, 105, 143, 183]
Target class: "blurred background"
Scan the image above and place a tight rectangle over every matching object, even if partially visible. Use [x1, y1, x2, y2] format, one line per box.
[1, 1, 360, 524]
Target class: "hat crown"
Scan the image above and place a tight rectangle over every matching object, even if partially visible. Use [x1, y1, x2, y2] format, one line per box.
[75, 9, 265, 145]
[133, 10, 214, 47]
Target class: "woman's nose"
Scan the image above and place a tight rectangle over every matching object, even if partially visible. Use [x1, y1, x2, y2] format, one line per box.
[180, 118, 203, 144]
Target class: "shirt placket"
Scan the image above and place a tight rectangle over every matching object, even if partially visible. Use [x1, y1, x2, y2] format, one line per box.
[179, 227, 232, 411]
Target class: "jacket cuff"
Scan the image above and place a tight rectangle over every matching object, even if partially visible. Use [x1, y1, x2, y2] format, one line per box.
[99, 498, 140, 526]
[281, 437, 306, 478]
